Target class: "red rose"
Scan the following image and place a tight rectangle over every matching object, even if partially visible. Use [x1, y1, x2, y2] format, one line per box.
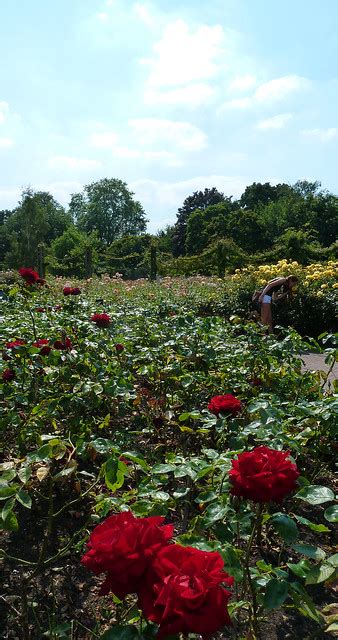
[81, 512, 173, 599]
[63, 286, 72, 296]
[35, 307, 45, 313]
[2, 368, 15, 382]
[90, 313, 111, 328]
[208, 394, 242, 417]
[18, 267, 40, 284]
[229, 446, 300, 503]
[71, 287, 81, 295]
[53, 337, 73, 351]
[33, 339, 52, 356]
[138, 544, 233, 638]
[5, 339, 25, 349]
[115, 343, 124, 352]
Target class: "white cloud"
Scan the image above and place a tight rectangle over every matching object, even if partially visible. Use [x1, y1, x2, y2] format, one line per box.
[141, 19, 224, 87]
[0, 101, 10, 124]
[220, 74, 309, 111]
[301, 127, 338, 142]
[48, 155, 102, 170]
[221, 96, 252, 110]
[129, 118, 207, 151]
[255, 75, 309, 103]
[0, 137, 14, 148]
[257, 113, 293, 130]
[229, 74, 257, 92]
[89, 131, 119, 148]
[112, 146, 183, 166]
[134, 3, 155, 26]
[144, 83, 214, 107]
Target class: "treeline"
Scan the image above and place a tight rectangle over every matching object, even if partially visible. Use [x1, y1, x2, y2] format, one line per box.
[1, 178, 337, 278]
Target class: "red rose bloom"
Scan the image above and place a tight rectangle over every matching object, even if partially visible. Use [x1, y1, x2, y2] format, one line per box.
[18, 267, 40, 284]
[35, 307, 45, 313]
[33, 339, 52, 356]
[71, 287, 81, 295]
[81, 512, 173, 598]
[63, 286, 72, 296]
[208, 394, 242, 417]
[5, 339, 25, 349]
[138, 544, 233, 638]
[53, 337, 73, 350]
[115, 343, 124, 352]
[2, 368, 15, 382]
[229, 446, 300, 503]
[90, 313, 111, 328]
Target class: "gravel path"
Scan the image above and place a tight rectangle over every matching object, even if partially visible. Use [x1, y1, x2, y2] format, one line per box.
[301, 353, 337, 387]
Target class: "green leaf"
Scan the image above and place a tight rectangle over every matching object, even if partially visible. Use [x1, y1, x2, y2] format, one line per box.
[292, 543, 326, 561]
[100, 625, 139, 640]
[270, 513, 299, 543]
[327, 553, 338, 568]
[152, 464, 176, 474]
[120, 451, 149, 471]
[104, 457, 125, 492]
[0, 509, 19, 532]
[36, 444, 52, 461]
[295, 485, 334, 505]
[287, 560, 312, 579]
[305, 563, 336, 585]
[294, 514, 330, 533]
[263, 578, 289, 610]
[202, 503, 228, 527]
[324, 504, 338, 523]
[15, 489, 32, 509]
[2, 498, 16, 520]
[0, 485, 20, 500]
[0, 470, 17, 483]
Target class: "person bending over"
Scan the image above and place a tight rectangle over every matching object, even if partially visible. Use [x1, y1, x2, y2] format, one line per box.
[258, 274, 298, 333]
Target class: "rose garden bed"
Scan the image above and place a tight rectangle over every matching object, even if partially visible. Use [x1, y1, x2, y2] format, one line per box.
[0, 270, 337, 639]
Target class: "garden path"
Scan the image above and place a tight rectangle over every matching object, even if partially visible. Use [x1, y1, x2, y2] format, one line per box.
[301, 353, 337, 387]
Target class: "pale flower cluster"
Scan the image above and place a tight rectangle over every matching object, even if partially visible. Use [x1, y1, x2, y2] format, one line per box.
[232, 260, 338, 296]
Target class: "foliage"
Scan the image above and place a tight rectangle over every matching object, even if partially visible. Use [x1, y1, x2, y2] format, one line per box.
[71, 178, 147, 246]
[0, 272, 337, 638]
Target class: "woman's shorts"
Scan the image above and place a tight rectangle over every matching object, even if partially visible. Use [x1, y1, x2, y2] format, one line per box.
[262, 295, 272, 304]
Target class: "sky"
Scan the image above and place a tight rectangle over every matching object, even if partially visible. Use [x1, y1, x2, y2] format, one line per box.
[1, 0, 338, 232]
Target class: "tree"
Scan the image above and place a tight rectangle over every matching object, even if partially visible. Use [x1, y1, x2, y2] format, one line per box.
[226, 209, 268, 253]
[1, 190, 71, 269]
[173, 187, 227, 256]
[71, 178, 147, 245]
[185, 210, 208, 255]
[47, 227, 101, 277]
[240, 182, 292, 210]
[33, 192, 72, 244]
[4, 188, 48, 268]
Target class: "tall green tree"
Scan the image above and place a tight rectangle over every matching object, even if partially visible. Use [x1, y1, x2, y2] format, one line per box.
[1, 190, 71, 268]
[173, 187, 227, 256]
[71, 178, 147, 245]
[240, 182, 292, 209]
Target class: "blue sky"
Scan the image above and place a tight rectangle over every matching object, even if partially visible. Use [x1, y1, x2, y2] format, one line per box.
[1, 0, 338, 231]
